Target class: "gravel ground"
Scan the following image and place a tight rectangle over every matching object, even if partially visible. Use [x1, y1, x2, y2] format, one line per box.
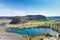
[0, 32, 25, 40]
[44, 37, 57, 40]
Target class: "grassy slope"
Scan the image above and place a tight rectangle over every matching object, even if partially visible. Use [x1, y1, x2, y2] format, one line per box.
[25, 20, 55, 25]
[9, 20, 60, 32]
[25, 20, 60, 31]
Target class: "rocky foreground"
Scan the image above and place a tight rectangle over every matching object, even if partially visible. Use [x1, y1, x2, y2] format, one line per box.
[44, 37, 57, 40]
[0, 32, 25, 40]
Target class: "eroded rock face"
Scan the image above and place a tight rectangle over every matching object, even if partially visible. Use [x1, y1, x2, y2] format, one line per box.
[0, 15, 46, 24]
[10, 15, 46, 24]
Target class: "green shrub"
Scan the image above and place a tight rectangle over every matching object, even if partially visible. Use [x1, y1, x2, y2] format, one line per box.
[40, 38, 43, 40]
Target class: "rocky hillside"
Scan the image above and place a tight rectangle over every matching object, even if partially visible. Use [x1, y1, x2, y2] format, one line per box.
[10, 15, 46, 24]
[0, 15, 47, 24]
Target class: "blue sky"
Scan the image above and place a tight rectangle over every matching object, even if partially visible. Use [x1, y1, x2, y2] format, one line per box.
[0, 0, 60, 17]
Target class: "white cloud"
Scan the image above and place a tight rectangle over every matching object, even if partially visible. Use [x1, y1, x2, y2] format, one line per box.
[0, 8, 60, 17]
[0, 4, 60, 17]
[4, 9, 11, 11]
[40, 10, 60, 17]
[0, 4, 26, 16]
[0, 8, 26, 16]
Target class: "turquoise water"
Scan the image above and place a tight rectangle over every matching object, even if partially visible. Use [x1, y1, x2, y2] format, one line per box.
[7, 28, 58, 36]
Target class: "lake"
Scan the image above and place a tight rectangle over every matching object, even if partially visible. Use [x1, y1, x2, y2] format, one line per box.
[7, 28, 58, 36]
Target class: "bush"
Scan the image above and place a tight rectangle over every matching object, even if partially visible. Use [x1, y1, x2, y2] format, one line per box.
[45, 33, 52, 37]
[40, 38, 43, 40]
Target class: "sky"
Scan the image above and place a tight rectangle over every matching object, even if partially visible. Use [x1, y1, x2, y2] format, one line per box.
[0, 0, 60, 17]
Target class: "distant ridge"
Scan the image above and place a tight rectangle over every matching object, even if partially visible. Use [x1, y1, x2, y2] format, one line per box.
[47, 16, 60, 20]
